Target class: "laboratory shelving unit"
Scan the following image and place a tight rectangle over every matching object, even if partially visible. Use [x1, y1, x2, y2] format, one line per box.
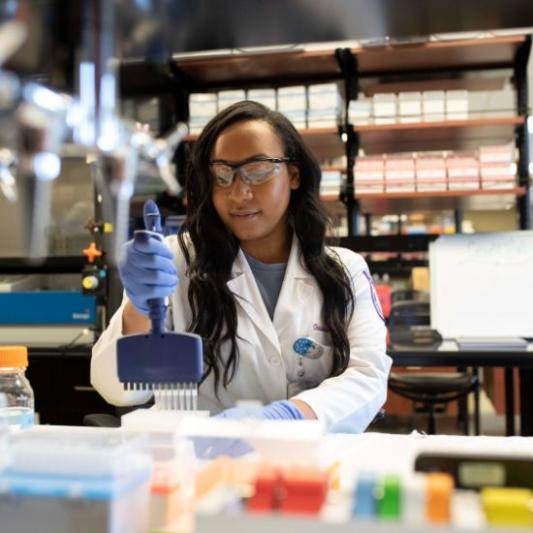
[335, 34, 531, 236]
[145, 33, 532, 239]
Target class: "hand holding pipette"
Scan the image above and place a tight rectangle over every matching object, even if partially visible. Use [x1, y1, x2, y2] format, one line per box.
[118, 200, 178, 316]
[116, 200, 203, 411]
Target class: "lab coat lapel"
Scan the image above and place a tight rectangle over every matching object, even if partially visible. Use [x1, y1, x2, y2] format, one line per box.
[273, 237, 317, 335]
[227, 250, 280, 353]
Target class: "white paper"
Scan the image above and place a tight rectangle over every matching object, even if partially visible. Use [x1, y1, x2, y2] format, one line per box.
[430, 231, 533, 338]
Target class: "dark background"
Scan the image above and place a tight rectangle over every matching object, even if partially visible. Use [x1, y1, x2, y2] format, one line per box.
[3, 0, 533, 90]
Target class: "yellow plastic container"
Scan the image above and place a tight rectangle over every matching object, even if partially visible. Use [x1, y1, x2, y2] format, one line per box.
[482, 487, 533, 527]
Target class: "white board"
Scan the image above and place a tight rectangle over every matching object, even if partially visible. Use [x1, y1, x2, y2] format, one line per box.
[430, 230, 533, 338]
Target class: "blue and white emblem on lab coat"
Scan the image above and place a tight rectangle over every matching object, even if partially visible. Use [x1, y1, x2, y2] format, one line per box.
[293, 336, 324, 359]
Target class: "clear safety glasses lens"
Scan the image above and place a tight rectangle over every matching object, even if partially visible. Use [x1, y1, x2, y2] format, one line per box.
[211, 161, 281, 188]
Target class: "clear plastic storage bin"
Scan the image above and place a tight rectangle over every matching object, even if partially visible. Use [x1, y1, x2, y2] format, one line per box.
[0, 426, 152, 533]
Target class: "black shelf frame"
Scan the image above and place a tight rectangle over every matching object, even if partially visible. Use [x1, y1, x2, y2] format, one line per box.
[333, 36, 532, 237]
[337, 234, 439, 253]
[0, 256, 86, 275]
[120, 36, 533, 238]
[514, 36, 532, 230]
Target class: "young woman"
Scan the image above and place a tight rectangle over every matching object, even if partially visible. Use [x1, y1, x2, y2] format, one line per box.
[91, 101, 391, 432]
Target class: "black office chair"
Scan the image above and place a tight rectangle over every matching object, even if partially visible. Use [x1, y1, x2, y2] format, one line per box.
[387, 300, 479, 435]
[391, 288, 430, 306]
[83, 403, 152, 427]
[84, 412, 121, 427]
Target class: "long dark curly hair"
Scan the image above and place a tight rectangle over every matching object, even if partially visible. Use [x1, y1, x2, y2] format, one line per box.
[178, 100, 354, 394]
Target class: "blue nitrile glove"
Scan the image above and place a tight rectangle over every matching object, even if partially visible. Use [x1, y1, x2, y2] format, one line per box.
[194, 401, 305, 460]
[216, 400, 305, 421]
[193, 435, 253, 460]
[118, 201, 178, 316]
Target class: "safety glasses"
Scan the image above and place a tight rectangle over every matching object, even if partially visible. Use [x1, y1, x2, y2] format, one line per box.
[209, 156, 292, 188]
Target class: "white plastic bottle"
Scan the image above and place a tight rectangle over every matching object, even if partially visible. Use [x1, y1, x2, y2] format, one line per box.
[0, 346, 35, 430]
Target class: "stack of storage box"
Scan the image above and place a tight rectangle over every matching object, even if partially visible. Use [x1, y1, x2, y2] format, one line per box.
[446, 151, 480, 190]
[354, 155, 384, 193]
[416, 152, 447, 192]
[422, 91, 446, 122]
[217, 89, 246, 111]
[348, 95, 372, 125]
[445, 90, 469, 120]
[373, 94, 397, 125]
[479, 144, 517, 189]
[189, 93, 217, 134]
[319, 170, 342, 197]
[307, 83, 342, 128]
[385, 154, 416, 192]
[277, 85, 307, 128]
[398, 92, 422, 124]
[365, 90, 469, 125]
[247, 88, 276, 110]
[354, 145, 516, 194]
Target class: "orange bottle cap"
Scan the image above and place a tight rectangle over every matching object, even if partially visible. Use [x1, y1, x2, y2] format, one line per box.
[0, 346, 28, 368]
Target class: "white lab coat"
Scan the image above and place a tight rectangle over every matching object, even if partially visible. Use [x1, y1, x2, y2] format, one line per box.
[91, 235, 392, 432]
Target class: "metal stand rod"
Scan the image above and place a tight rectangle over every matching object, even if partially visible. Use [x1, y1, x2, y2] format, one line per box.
[505, 368, 516, 436]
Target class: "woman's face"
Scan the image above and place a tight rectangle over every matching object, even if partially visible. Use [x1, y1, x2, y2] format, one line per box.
[210, 119, 300, 258]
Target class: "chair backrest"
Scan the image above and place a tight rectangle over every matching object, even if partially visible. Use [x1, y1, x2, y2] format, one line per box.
[391, 289, 429, 305]
[388, 301, 430, 329]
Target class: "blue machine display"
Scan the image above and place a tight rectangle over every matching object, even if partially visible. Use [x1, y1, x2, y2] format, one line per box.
[0, 292, 96, 325]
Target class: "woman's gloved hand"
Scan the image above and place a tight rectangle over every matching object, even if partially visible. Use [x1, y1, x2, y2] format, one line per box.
[216, 400, 305, 421]
[193, 401, 305, 460]
[118, 233, 178, 315]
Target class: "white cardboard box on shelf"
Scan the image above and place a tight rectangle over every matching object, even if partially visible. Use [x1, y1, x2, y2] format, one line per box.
[282, 110, 307, 128]
[307, 109, 340, 127]
[416, 152, 447, 180]
[448, 177, 481, 190]
[217, 89, 246, 111]
[375, 116, 397, 125]
[445, 90, 469, 120]
[446, 152, 479, 179]
[422, 113, 446, 122]
[308, 83, 342, 111]
[355, 155, 384, 182]
[348, 98, 372, 125]
[422, 90, 445, 116]
[189, 93, 217, 118]
[385, 154, 416, 181]
[398, 115, 421, 123]
[481, 177, 517, 189]
[354, 180, 384, 193]
[416, 178, 448, 192]
[373, 93, 397, 118]
[320, 171, 342, 195]
[247, 88, 276, 110]
[417, 170, 447, 183]
[354, 169, 384, 181]
[480, 162, 517, 190]
[277, 86, 307, 112]
[480, 162, 517, 178]
[398, 92, 422, 118]
[479, 143, 516, 163]
[385, 180, 416, 192]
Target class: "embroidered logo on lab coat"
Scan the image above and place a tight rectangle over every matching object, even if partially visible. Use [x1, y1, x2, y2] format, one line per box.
[362, 270, 385, 322]
[293, 337, 324, 359]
